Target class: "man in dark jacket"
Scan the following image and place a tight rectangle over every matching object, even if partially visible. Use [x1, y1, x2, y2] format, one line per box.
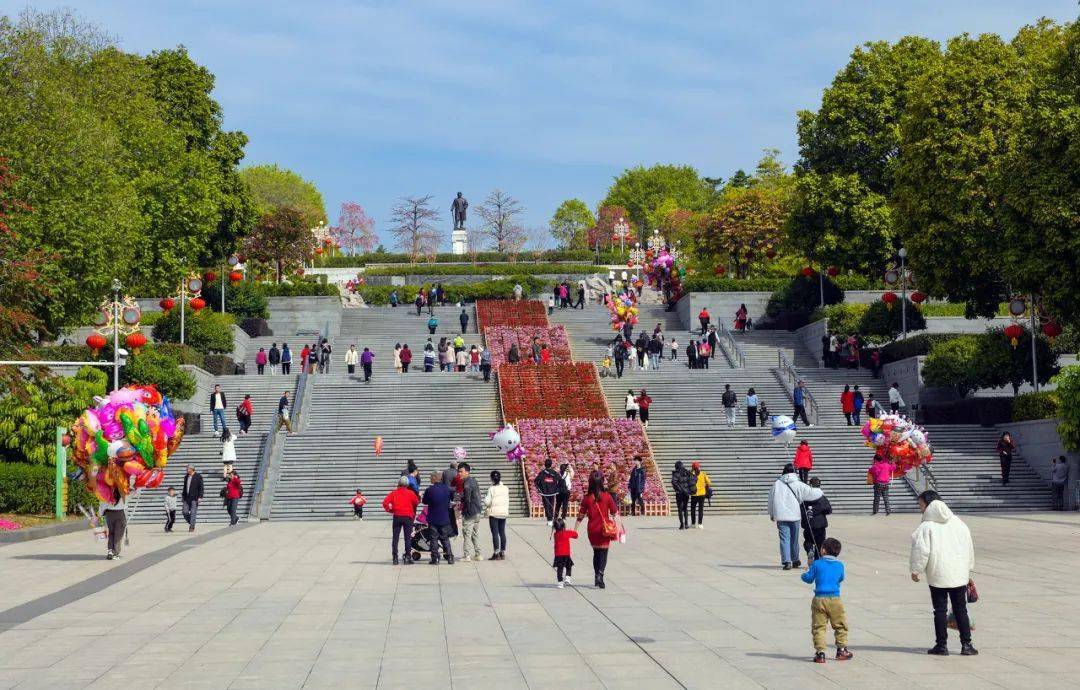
[268, 343, 281, 374]
[722, 384, 738, 428]
[707, 327, 719, 360]
[422, 472, 455, 564]
[181, 465, 204, 533]
[671, 461, 695, 529]
[801, 477, 832, 563]
[209, 385, 228, 435]
[628, 456, 647, 516]
[459, 309, 469, 334]
[458, 463, 484, 561]
[441, 462, 459, 537]
[534, 459, 562, 525]
[613, 339, 626, 378]
[686, 340, 698, 369]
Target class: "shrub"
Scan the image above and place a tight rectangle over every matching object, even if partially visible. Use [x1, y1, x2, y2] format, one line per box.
[880, 334, 961, 364]
[122, 349, 196, 400]
[252, 281, 338, 297]
[152, 309, 235, 354]
[363, 263, 597, 277]
[0, 368, 107, 465]
[139, 311, 165, 327]
[0, 463, 95, 515]
[1012, 391, 1059, 422]
[357, 276, 549, 305]
[317, 249, 624, 266]
[765, 274, 844, 317]
[204, 354, 240, 376]
[858, 299, 927, 341]
[920, 302, 1009, 317]
[1052, 365, 1080, 451]
[148, 344, 205, 368]
[1052, 323, 1080, 355]
[920, 330, 1059, 398]
[201, 281, 270, 320]
[922, 337, 981, 397]
[810, 303, 868, 336]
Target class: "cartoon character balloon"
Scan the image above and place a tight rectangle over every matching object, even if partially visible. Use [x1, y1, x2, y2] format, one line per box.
[860, 414, 932, 474]
[68, 385, 185, 503]
[490, 424, 525, 462]
[453, 446, 468, 461]
[771, 415, 797, 448]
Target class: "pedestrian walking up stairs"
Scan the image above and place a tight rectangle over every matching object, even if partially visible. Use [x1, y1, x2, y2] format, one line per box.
[550, 304, 710, 367]
[330, 305, 479, 357]
[731, 329, 818, 369]
[127, 374, 300, 524]
[268, 370, 527, 520]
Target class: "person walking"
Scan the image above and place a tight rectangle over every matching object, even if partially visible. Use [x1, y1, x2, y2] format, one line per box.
[307, 344, 320, 375]
[383, 476, 421, 564]
[613, 339, 626, 378]
[768, 464, 823, 570]
[624, 389, 639, 421]
[414, 292, 424, 316]
[360, 347, 374, 382]
[734, 303, 748, 332]
[686, 340, 698, 369]
[455, 347, 468, 372]
[101, 484, 127, 560]
[280, 343, 292, 375]
[707, 326, 719, 361]
[635, 389, 652, 429]
[393, 343, 402, 373]
[865, 393, 883, 420]
[422, 472, 455, 565]
[423, 342, 437, 372]
[457, 463, 483, 562]
[793, 380, 812, 427]
[794, 440, 813, 483]
[209, 385, 228, 435]
[555, 463, 573, 520]
[910, 491, 977, 656]
[671, 460, 695, 530]
[389, 289, 399, 308]
[698, 307, 711, 335]
[840, 385, 855, 426]
[275, 391, 294, 434]
[575, 472, 620, 589]
[888, 382, 905, 414]
[576, 282, 586, 309]
[669, 337, 678, 362]
[721, 384, 737, 427]
[627, 456, 646, 516]
[801, 477, 832, 564]
[647, 335, 663, 370]
[268, 342, 281, 375]
[344, 344, 358, 375]
[552, 518, 578, 588]
[746, 387, 759, 427]
[800, 537, 853, 664]
[996, 432, 1016, 486]
[534, 459, 562, 526]
[484, 470, 510, 560]
[821, 332, 832, 368]
[869, 451, 893, 515]
[635, 333, 647, 370]
[350, 489, 366, 519]
[480, 345, 492, 382]
[163, 486, 178, 532]
[459, 308, 469, 334]
[236, 394, 253, 435]
[399, 344, 412, 373]
[697, 339, 711, 369]
[255, 347, 267, 375]
[220, 428, 236, 479]
[427, 314, 439, 335]
[1051, 456, 1070, 510]
[225, 470, 242, 525]
[300, 344, 311, 373]
[851, 386, 864, 426]
[181, 465, 204, 533]
[690, 461, 711, 529]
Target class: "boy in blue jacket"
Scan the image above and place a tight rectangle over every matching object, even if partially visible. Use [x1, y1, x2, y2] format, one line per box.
[800, 537, 853, 663]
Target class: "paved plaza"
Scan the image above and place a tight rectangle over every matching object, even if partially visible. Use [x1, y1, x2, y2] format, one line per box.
[0, 512, 1078, 689]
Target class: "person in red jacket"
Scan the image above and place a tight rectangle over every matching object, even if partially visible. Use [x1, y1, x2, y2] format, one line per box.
[840, 385, 855, 426]
[236, 394, 254, 435]
[698, 308, 711, 335]
[399, 344, 413, 373]
[350, 489, 367, 520]
[794, 440, 814, 483]
[552, 518, 578, 589]
[382, 476, 421, 564]
[635, 389, 653, 429]
[224, 471, 242, 525]
[575, 472, 620, 589]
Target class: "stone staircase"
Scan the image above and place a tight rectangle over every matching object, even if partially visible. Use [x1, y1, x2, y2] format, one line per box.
[127, 374, 300, 524]
[551, 304, 720, 367]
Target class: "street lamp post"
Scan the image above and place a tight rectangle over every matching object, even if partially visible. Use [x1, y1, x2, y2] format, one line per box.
[180, 278, 186, 345]
[1030, 293, 1039, 393]
[899, 247, 908, 340]
[111, 279, 121, 390]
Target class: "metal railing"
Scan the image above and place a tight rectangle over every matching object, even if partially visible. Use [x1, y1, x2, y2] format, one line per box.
[776, 350, 820, 425]
[716, 323, 747, 368]
[903, 462, 938, 498]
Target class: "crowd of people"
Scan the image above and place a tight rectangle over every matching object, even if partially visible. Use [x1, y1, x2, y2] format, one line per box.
[821, 330, 882, 377]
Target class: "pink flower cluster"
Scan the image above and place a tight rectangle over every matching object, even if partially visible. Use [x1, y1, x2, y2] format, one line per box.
[518, 418, 667, 506]
[483, 326, 572, 366]
[0, 519, 21, 531]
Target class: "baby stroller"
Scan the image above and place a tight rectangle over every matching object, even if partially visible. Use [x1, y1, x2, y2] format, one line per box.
[409, 508, 435, 562]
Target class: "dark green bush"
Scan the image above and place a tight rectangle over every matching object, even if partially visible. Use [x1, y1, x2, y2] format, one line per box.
[1012, 391, 1059, 422]
[122, 348, 196, 400]
[922, 337, 981, 397]
[318, 249, 624, 266]
[358, 276, 549, 305]
[363, 263, 597, 277]
[858, 299, 927, 341]
[204, 354, 240, 375]
[252, 281, 338, 297]
[685, 273, 870, 294]
[879, 334, 962, 364]
[0, 463, 97, 515]
[765, 274, 844, 317]
[201, 281, 270, 319]
[152, 309, 235, 354]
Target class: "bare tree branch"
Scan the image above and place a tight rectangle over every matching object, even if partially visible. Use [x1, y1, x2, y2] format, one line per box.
[388, 195, 442, 262]
[477, 189, 526, 253]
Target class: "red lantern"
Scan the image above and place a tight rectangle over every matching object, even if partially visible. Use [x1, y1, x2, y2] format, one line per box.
[159, 297, 175, 311]
[826, 266, 839, 277]
[801, 267, 814, 277]
[323, 238, 333, 246]
[882, 291, 898, 310]
[229, 271, 243, 284]
[315, 247, 324, 255]
[204, 271, 217, 283]
[296, 268, 305, 276]
[125, 332, 147, 354]
[765, 249, 777, 260]
[1042, 320, 1063, 345]
[1004, 323, 1024, 348]
[189, 297, 206, 312]
[85, 333, 107, 356]
[910, 291, 927, 305]
[714, 265, 726, 276]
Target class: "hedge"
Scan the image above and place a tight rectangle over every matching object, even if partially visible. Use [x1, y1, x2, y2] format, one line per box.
[363, 263, 598, 277]
[920, 302, 1009, 317]
[201, 282, 270, 319]
[358, 276, 549, 305]
[152, 309, 235, 354]
[685, 274, 872, 294]
[1012, 391, 1059, 422]
[317, 249, 627, 266]
[122, 348, 196, 400]
[0, 462, 95, 515]
[879, 334, 963, 365]
[766, 274, 844, 317]
[252, 281, 338, 297]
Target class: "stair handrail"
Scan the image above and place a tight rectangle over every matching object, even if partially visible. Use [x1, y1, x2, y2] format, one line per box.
[776, 350, 820, 425]
[520, 457, 534, 518]
[292, 371, 311, 431]
[717, 323, 747, 368]
[903, 462, 938, 498]
[250, 429, 283, 520]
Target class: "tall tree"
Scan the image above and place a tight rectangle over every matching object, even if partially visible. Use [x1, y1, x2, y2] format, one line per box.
[601, 164, 710, 237]
[332, 201, 377, 254]
[696, 186, 789, 279]
[477, 189, 526, 253]
[0, 159, 51, 356]
[243, 207, 314, 283]
[388, 195, 442, 261]
[588, 205, 633, 251]
[548, 199, 595, 249]
[239, 164, 326, 228]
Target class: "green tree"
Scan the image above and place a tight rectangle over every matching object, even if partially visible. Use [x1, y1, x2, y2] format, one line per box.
[922, 337, 981, 397]
[1052, 365, 1080, 451]
[696, 186, 789, 279]
[975, 327, 1058, 396]
[601, 164, 710, 238]
[242, 207, 316, 282]
[0, 367, 107, 464]
[548, 199, 595, 249]
[240, 164, 325, 228]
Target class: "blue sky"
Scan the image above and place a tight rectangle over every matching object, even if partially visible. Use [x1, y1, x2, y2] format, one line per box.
[8, 1, 1078, 248]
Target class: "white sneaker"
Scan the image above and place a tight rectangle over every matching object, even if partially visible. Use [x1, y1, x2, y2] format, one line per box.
[565, 577, 573, 586]
[546, 521, 553, 527]
[697, 524, 704, 530]
[460, 556, 472, 562]
[557, 581, 565, 589]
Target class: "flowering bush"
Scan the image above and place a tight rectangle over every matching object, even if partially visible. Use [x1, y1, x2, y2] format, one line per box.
[0, 519, 20, 531]
[484, 326, 572, 366]
[476, 299, 548, 329]
[498, 363, 609, 422]
[518, 418, 667, 506]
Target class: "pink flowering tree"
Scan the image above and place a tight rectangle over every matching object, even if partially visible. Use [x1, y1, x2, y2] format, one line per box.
[331, 201, 378, 254]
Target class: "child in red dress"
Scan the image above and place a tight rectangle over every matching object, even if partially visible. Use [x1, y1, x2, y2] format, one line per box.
[552, 518, 577, 589]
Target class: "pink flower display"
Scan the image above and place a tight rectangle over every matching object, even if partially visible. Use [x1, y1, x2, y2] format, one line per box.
[518, 418, 667, 510]
[0, 519, 21, 531]
[483, 326, 572, 366]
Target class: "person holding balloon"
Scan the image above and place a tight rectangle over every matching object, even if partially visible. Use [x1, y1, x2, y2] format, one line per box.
[101, 481, 129, 560]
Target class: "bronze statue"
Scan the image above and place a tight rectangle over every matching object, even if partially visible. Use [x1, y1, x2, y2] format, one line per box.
[451, 192, 468, 230]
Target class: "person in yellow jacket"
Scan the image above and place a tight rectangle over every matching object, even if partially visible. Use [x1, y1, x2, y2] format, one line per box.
[690, 461, 712, 529]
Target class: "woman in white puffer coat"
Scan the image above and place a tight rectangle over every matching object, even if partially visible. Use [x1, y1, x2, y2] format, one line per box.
[484, 470, 510, 561]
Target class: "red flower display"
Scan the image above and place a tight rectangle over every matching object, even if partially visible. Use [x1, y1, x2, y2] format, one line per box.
[498, 363, 609, 423]
[484, 326, 572, 366]
[476, 299, 548, 329]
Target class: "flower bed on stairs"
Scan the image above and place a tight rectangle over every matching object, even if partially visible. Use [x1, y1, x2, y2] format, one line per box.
[476, 299, 548, 328]
[483, 325, 572, 366]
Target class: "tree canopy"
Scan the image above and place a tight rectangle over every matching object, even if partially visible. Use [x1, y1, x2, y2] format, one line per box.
[548, 199, 595, 249]
[239, 164, 326, 229]
[601, 164, 711, 238]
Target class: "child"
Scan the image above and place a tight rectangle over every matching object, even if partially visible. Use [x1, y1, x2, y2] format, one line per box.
[669, 338, 678, 361]
[599, 356, 612, 378]
[801, 477, 832, 563]
[163, 487, 178, 532]
[547, 296, 555, 315]
[350, 489, 367, 519]
[800, 537, 853, 663]
[758, 402, 770, 427]
[552, 518, 578, 589]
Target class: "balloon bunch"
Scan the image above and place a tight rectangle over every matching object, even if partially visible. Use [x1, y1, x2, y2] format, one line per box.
[642, 247, 686, 304]
[605, 290, 639, 333]
[771, 415, 797, 448]
[68, 385, 186, 503]
[860, 414, 932, 474]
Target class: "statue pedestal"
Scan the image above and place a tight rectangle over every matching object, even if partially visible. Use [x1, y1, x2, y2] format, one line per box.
[452, 228, 468, 255]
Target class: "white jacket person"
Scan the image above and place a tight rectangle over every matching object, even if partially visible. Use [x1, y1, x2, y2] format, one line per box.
[767, 471, 822, 522]
[910, 499, 974, 588]
[483, 483, 510, 519]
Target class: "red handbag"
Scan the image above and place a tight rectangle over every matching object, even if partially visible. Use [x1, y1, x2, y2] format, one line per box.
[966, 580, 979, 603]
